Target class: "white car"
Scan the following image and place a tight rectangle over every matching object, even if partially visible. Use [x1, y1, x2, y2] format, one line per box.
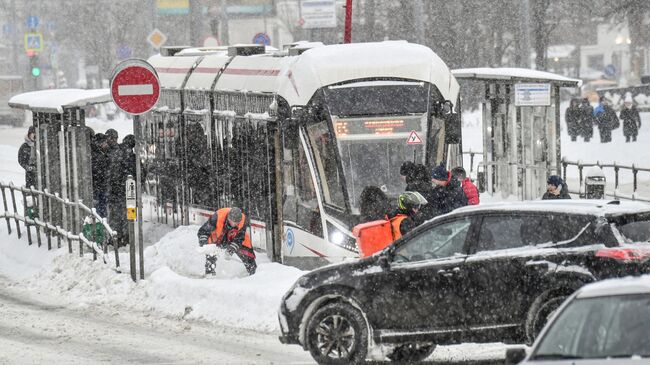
[507, 275, 650, 364]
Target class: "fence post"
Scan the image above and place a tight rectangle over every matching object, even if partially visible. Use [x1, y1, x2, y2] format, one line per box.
[562, 160, 568, 181]
[54, 192, 61, 249]
[470, 152, 475, 173]
[614, 163, 620, 189]
[21, 188, 32, 245]
[632, 164, 638, 194]
[1, 186, 11, 235]
[44, 189, 52, 250]
[8, 184, 21, 239]
[91, 214, 97, 261]
[30, 187, 42, 247]
[578, 163, 584, 190]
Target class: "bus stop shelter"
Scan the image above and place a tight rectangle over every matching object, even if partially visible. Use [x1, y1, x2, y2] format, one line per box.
[9, 89, 111, 226]
[452, 68, 581, 200]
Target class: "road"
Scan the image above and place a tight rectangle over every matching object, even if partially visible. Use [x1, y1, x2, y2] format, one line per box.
[0, 276, 312, 365]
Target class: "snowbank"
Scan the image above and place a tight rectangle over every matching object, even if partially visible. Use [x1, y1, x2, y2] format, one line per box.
[1, 224, 305, 333]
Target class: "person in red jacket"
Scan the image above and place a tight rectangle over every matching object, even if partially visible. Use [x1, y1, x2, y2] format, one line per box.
[197, 207, 257, 275]
[452, 167, 479, 205]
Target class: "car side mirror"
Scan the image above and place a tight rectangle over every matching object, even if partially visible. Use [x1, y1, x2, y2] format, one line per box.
[505, 347, 527, 365]
[378, 255, 391, 271]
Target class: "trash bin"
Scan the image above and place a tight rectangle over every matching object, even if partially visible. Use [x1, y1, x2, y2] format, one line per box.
[82, 216, 105, 246]
[583, 166, 606, 199]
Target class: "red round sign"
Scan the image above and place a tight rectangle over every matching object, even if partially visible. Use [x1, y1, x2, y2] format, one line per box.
[110, 62, 160, 115]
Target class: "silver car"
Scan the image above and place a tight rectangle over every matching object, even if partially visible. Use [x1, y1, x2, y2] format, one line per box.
[506, 275, 650, 364]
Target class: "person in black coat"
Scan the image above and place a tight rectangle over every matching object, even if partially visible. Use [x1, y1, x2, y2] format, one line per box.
[429, 164, 468, 218]
[359, 186, 390, 223]
[620, 98, 642, 142]
[408, 164, 437, 221]
[542, 175, 571, 200]
[594, 97, 618, 143]
[91, 133, 110, 217]
[565, 98, 582, 142]
[18, 126, 37, 188]
[108, 135, 136, 246]
[579, 98, 594, 142]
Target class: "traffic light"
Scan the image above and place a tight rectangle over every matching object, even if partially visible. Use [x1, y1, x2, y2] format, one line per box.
[29, 55, 40, 77]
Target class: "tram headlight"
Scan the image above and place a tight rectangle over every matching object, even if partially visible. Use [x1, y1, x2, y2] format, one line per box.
[326, 222, 357, 252]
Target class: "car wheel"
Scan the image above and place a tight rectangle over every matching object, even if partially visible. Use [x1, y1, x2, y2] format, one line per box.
[526, 295, 567, 344]
[306, 302, 368, 365]
[387, 343, 436, 363]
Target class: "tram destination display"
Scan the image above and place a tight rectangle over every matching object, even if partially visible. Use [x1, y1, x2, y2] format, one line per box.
[334, 115, 424, 137]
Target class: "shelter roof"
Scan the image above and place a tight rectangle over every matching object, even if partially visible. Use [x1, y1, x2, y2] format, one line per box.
[452, 67, 581, 87]
[9, 88, 111, 113]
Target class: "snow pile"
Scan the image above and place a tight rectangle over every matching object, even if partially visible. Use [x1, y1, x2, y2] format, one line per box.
[2, 224, 306, 333]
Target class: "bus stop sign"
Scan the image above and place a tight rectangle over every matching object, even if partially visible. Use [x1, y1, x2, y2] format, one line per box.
[110, 59, 160, 115]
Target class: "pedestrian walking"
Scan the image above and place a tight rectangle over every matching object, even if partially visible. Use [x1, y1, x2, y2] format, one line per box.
[198, 207, 257, 275]
[591, 95, 618, 143]
[359, 186, 390, 223]
[565, 98, 582, 142]
[620, 94, 642, 143]
[18, 126, 37, 188]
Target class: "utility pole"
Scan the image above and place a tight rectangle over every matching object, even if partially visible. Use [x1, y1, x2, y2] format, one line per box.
[344, 0, 352, 43]
[189, 0, 203, 46]
[11, 0, 18, 74]
[413, 0, 425, 45]
[518, 0, 531, 68]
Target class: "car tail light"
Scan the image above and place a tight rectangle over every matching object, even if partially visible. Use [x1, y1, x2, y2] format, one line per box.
[596, 248, 650, 262]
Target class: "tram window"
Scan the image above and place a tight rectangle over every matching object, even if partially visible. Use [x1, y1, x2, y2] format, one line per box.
[324, 84, 429, 117]
[427, 117, 446, 166]
[306, 121, 346, 209]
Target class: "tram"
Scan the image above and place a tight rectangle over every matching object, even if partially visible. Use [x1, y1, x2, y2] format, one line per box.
[140, 41, 462, 268]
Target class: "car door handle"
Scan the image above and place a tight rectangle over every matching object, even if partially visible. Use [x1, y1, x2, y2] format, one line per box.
[437, 269, 457, 278]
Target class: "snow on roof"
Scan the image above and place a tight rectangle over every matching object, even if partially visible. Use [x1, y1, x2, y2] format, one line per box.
[452, 67, 582, 87]
[148, 54, 201, 89]
[452, 199, 650, 217]
[215, 54, 291, 94]
[184, 54, 230, 91]
[278, 41, 460, 106]
[577, 275, 650, 298]
[8, 88, 111, 113]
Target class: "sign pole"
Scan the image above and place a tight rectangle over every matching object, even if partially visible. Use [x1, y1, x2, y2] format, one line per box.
[110, 58, 160, 282]
[135, 115, 145, 280]
[126, 175, 137, 281]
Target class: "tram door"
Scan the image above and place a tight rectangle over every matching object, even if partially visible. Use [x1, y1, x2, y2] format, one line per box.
[280, 121, 325, 266]
[181, 113, 213, 211]
[518, 105, 555, 198]
[483, 83, 512, 197]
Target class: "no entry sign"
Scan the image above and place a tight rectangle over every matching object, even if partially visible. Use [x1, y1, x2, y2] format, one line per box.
[110, 59, 160, 115]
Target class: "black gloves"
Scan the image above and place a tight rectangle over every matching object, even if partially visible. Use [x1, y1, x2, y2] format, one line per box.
[198, 235, 208, 247]
[226, 242, 240, 255]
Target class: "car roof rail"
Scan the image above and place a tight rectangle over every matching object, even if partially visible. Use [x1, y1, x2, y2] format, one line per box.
[607, 200, 621, 205]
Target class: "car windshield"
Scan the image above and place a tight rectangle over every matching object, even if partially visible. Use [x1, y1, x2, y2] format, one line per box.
[609, 213, 650, 243]
[533, 294, 650, 360]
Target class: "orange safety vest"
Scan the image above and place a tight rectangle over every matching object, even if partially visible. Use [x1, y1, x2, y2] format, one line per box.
[390, 214, 408, 241]
[208, 208, 254, 257]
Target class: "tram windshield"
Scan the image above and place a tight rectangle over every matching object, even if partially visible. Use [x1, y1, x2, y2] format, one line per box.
[323, 81, 438, 213]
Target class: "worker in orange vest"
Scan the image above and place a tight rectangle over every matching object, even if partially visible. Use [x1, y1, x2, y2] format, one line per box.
[198, 207, 257, 275]
[390, 191, 428, 240]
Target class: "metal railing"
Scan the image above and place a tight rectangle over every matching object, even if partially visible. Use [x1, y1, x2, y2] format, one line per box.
[462, 150, 484, 173]
[561, 158, 650, 202]
[0, 181, 121, 270]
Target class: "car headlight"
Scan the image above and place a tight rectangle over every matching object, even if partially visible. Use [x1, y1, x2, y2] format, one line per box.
[327, 221, 357, 253]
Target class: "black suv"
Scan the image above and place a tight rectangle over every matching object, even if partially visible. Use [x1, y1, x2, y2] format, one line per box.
[278, 200, 650, 364]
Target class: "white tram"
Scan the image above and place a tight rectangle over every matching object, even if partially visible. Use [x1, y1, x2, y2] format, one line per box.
[140, 41, 461, 268]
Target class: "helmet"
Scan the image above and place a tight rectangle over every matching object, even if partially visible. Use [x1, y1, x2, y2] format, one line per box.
[227, 207, 243, 225]
[398, 191, 428, 211]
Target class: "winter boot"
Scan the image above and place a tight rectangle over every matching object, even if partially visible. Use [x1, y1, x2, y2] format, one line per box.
[205, 255, 217, 276]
